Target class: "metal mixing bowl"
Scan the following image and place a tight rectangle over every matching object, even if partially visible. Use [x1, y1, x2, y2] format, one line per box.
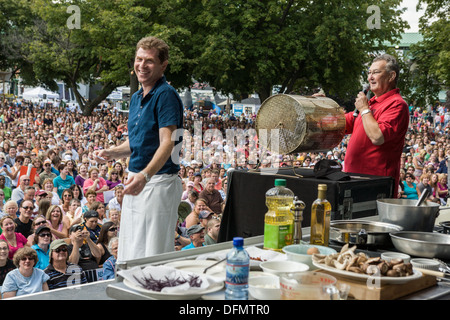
[390, 231, 450, 260]
[377, 199, 440, 232]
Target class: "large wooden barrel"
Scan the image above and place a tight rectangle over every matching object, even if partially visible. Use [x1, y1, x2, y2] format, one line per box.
[256, 94, 346, 154]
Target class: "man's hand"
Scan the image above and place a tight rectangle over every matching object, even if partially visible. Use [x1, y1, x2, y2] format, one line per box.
[93, 149, 110, 164]
[355, 91, 370, 113]
[124, 172, 147, 196]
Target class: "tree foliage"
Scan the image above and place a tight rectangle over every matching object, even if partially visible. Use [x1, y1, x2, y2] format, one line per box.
[408, 0, 449, 107]
[1, 0, 415, 114]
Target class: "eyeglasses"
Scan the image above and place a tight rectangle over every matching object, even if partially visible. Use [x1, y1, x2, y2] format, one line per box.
[54, 247, 68, 253]
[39, 233, 52, 238]
[20, 257, 35, 262]
[367, 69, 384, 76]
[22, 206, 34, 210]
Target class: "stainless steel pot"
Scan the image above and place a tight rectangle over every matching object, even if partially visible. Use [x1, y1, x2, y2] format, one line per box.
[376, 199, 450, 232]
[390, 231, 450, 260]
[330, 220, 403, 246]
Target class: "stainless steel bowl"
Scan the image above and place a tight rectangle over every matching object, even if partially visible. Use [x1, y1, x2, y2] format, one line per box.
[377, 199, 440, 232]
[330, 220, 403, 246]
[390, 231, 450, 260]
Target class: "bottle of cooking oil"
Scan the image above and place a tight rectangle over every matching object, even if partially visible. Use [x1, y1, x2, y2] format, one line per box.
[263, 179, 295, 251]
[310, 184, 332, 246]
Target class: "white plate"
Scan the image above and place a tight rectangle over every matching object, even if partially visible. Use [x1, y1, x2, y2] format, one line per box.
[312, 261, 422, 284]
[123, 278, 224, 300]
[165, 260, 226, 280]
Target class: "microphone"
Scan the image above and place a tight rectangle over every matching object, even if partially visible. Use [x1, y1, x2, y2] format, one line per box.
[353, 84, 370, 117]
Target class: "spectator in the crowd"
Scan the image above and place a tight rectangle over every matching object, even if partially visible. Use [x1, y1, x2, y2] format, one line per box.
[106, 169, 121, 190]
[10, 175, 30, 203]
[181, 225, 205, 251]
[31, 225, 52, 270]
[401, 173, 420, 200]
[3, 200, 18, 219]
[102, 237, 118, 280]
[53, 163, 76, 199]
[0, 239, 16, 286]
[106, 184, 124, 212]
[75, 163, 89, 188]
[46, 204, 70, 239]
[1, 246, 49, 298]
[204, 217, 221, 246]
[83, 167, 108, 204]
[39, 159, 57, 182]
[437, 173, 448, 205]
[0, 215, 28, 259]
[199, 178, 224, 215]
[44, 239, 87, 290]
[96, 221, 118, 267]
[14, 199, 34, 238]
[66, 224, 101, 273]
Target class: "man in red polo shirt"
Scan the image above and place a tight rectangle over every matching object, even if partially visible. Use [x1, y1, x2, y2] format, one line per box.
[344, 54, 409, 197]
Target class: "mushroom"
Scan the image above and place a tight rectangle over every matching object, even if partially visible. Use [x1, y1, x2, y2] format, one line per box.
[366, 257, 381, 264]
[334, 259, 349, 270]
[377, 261, 389, 275]
[366, 264, 380, 275]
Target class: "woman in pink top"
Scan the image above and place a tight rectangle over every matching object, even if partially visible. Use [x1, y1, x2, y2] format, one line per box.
[45, 205, 70, 239]
[0, 216, 28, 259]
[83, 167, 108, 204]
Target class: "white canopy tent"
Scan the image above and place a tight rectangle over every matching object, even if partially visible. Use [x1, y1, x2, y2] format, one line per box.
[22, 87, 59, 100]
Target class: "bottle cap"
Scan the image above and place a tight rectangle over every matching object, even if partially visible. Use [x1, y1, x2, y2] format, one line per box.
[318, 184, 327, 190]
[233, 237, 244, 247]
[274, 179, 286, 187]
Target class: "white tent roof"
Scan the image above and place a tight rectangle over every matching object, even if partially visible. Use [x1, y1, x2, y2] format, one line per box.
[22, 87, 59, 100]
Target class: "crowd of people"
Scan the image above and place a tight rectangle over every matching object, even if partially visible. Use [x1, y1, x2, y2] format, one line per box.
[0, 94, 447, 297]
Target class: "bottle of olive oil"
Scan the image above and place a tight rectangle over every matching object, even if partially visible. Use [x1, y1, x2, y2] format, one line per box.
[310, 184, 331, 246]
[263, 179, 295, 251]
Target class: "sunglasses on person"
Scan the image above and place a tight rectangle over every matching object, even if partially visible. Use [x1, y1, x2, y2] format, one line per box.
[35, 220, 47, 226]
[54, 247, 68, 253]
[108, 227, 118, 232]
[20, 257, 35, 262]
[39, 233, 52, 238]
[22, 206, 34, 210]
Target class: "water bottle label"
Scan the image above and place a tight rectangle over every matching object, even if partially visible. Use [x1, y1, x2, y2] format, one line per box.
[225, 262, 249, 286]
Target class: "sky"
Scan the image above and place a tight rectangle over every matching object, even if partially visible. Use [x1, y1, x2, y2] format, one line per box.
[400, 0, 426, 32]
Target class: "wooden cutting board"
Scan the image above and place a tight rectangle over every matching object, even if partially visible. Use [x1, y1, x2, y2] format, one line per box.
[318, 270, 437, 300]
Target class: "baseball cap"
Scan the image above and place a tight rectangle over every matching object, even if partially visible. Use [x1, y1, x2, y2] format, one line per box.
[199, 210, 212, 219]
[313, 159, 350, 181]
[186, 224, 204, 237]
[49, 239, 68, 252]
[35, 225, 50, 236]
[36, 190, 48, 197]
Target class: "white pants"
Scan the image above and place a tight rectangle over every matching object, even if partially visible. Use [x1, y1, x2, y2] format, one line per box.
[117, 172, 182, 262]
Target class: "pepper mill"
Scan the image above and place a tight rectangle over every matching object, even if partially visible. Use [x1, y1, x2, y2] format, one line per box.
[291, 196, 306, 244]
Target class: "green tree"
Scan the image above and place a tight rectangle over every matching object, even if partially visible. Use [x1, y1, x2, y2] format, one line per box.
[409, 0, 449, 107]
[191, 0, 408, 106]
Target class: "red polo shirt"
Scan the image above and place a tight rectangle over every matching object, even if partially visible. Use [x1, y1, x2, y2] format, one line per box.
[344, 88, 409, 197]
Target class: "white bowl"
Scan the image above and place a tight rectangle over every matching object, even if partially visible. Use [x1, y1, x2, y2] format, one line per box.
[248, 275, 281, 300]
[410, 258, 440, 271]
[260, 260, 309, 276]
[282, 244, 337, 269]
[380, 252, 411, 263]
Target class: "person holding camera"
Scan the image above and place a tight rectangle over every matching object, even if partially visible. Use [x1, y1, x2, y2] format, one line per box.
[66, 224, 101, 274]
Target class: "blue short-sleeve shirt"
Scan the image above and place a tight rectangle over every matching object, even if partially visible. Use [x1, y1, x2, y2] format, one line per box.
[128, 75, 183, 174]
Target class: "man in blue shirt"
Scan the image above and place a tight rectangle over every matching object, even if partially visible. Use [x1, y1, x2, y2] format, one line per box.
[181, 225, 205, 251]
[95, 36, 183, 261]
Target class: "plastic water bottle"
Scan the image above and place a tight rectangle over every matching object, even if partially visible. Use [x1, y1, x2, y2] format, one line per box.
[225, 237, 250, 300]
